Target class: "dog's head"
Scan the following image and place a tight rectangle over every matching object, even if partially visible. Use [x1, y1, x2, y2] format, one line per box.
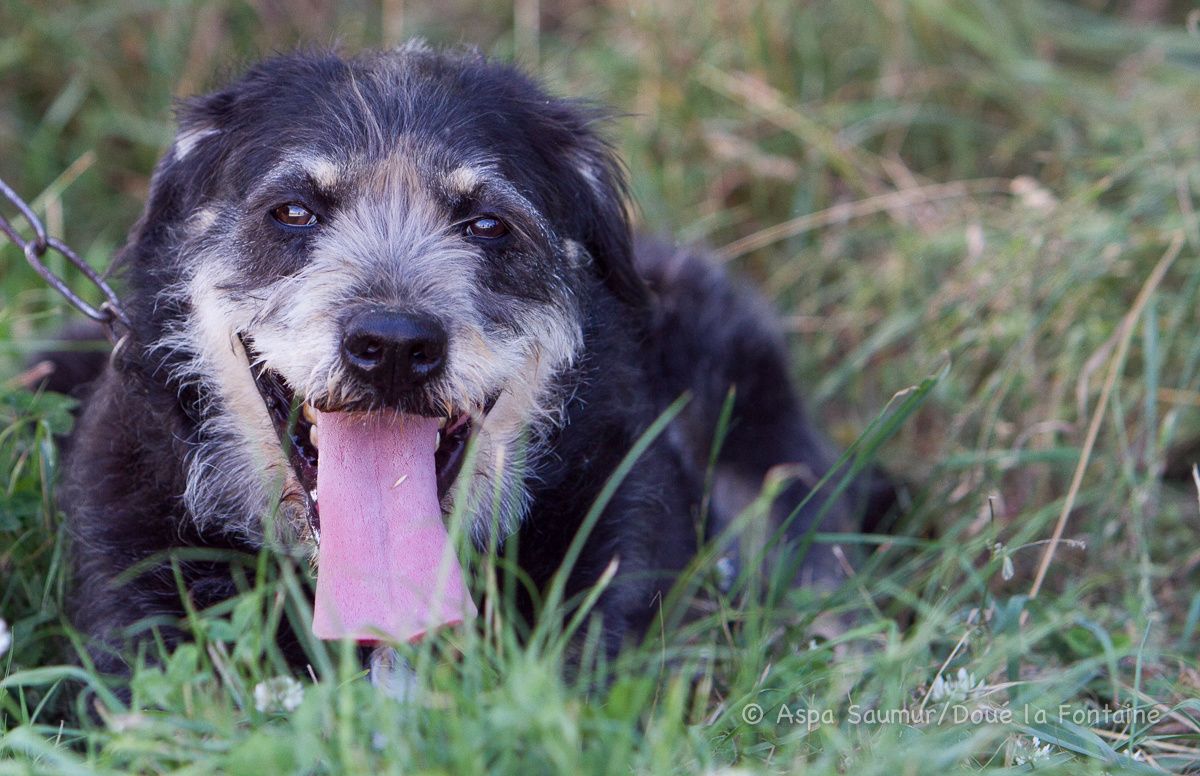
[121, 46, 646, 602]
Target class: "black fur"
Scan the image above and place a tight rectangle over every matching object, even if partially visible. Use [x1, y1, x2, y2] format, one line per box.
[56, 47, 890, 675]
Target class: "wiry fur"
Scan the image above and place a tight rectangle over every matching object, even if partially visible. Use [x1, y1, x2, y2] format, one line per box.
[59, 46, 891, 675]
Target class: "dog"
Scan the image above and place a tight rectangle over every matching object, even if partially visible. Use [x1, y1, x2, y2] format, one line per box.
[57, 44, 890, 678]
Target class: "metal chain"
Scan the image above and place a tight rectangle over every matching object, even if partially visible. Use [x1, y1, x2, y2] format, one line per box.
[0, 175, 131, 337]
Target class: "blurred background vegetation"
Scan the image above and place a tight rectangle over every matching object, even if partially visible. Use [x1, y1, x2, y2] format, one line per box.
[4, 0, 1200, 772]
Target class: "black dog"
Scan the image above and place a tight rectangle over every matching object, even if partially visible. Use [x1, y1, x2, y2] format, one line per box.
[57, 45, 886, 677]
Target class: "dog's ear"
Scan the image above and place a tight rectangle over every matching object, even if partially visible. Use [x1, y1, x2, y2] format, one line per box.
[169, 93, 232, 166]
[160, 89, 237, 193]
[116, 90, 234, 295]
[543, 102, 650, 310]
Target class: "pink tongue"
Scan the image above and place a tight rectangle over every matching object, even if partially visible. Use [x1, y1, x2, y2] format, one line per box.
[311, 411, 476, 643]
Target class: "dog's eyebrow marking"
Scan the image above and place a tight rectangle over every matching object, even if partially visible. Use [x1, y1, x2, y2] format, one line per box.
[300, 157, 342, 190]
[472, 176, 554, 243]
[434, 161, 546, 232]
[174, 127, 219, 161]
[443, 165, 488, 197]
[250, 157, 344, 200]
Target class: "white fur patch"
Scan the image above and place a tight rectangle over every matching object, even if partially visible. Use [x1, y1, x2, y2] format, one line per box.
[150, 261, 306, 544]
[444, 164, 485, 196]
[191, 208, 218, 232]
[174, 127, 219, 161]
[300, 156, 342, 190]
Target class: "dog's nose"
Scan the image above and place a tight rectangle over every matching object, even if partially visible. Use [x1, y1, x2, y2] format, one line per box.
[341, 310, 447, 389]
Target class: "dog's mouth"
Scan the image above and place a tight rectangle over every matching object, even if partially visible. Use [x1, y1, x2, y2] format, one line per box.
[240, 336, 490, 644]
[246, 360, 489, 520]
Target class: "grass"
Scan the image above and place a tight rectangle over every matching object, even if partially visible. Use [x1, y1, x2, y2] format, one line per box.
[3, 0, 1200, 772]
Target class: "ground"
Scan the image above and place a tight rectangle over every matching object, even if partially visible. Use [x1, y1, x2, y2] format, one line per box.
[2, 0, 1200, 773]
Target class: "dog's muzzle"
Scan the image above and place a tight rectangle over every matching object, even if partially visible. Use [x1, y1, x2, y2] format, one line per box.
[239, 326, 498, 648]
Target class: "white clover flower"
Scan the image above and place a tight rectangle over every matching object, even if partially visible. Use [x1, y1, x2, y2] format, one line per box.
[1013, 735, 1053, 765]
[253, 676, 304, 713]
[929, 667, 986, 703]
[0, 618, 10, 657]
[929, 674, 944, 698]
[1010, 176, 1058, 212]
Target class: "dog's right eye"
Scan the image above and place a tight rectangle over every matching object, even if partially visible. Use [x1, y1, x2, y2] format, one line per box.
[271, 203, 318, 228]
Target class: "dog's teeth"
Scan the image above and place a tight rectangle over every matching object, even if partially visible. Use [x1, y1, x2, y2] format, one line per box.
[437, 416, 448, 429]
[302, 402, 317, 425]
[435, 431, 442, 451]
[309, 488, 318, 503]
[309, 424, 320, 449]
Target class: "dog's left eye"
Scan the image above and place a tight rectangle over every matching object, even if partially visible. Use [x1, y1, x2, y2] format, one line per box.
[465, 216, 508, 240]
[271, 203, 319, 228]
